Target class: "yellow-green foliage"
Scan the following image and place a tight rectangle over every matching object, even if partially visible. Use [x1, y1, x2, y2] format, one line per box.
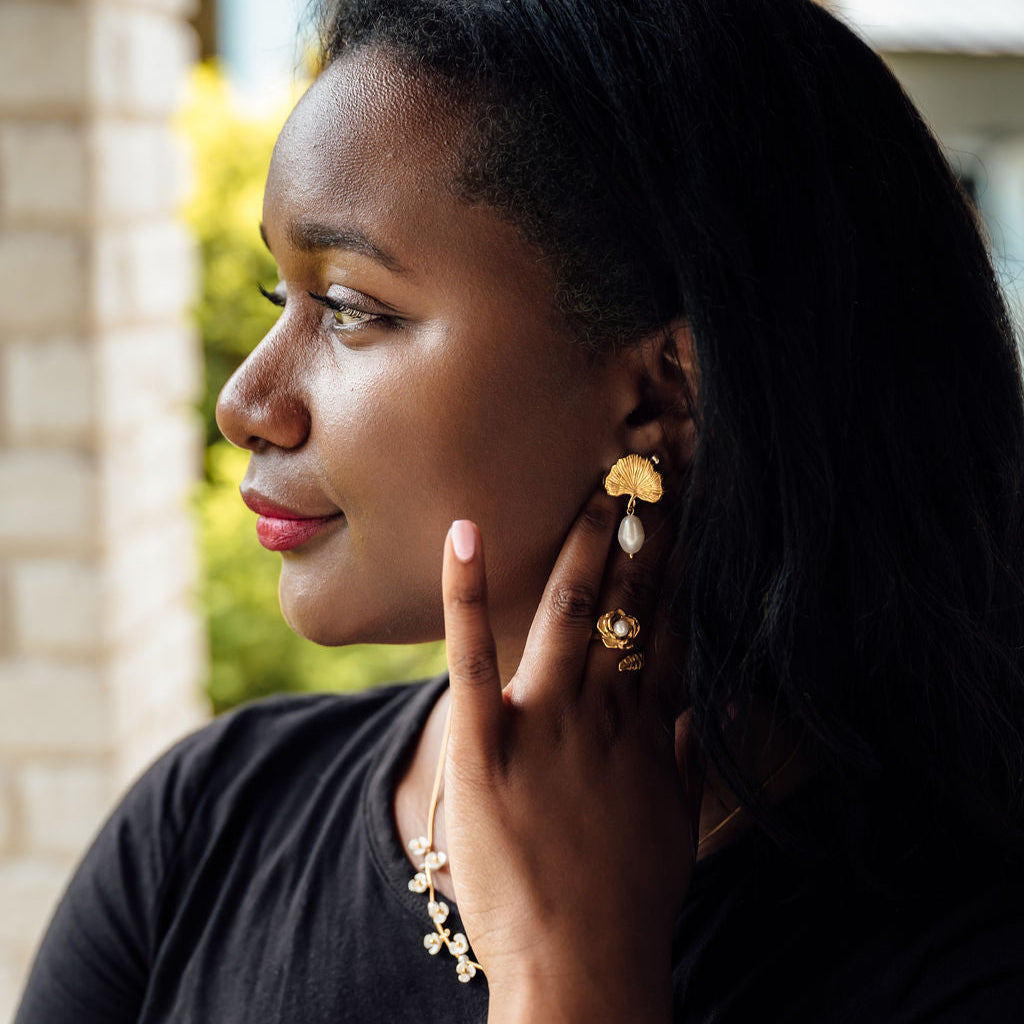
[178, 62, 285, 447]
[182, 65, 447, 712]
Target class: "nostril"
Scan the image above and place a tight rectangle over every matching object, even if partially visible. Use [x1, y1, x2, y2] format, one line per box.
[214, 349, 312, 452]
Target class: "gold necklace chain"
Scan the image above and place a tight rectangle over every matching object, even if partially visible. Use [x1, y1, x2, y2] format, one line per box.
[407, 705, 484, 982]
[696, 743, 801, 850]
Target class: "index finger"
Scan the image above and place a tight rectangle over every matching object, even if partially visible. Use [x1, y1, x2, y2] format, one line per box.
[442, 520, 503, 761]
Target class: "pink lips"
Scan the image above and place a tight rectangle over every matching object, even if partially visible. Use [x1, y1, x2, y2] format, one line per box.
[241, 492, 343, 552]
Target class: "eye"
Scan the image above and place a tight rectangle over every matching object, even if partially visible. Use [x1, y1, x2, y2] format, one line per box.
[328, 301, 378, 328]
[308, 291, 385, 331]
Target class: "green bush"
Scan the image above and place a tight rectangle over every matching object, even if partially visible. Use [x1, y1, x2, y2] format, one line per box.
[182, 65, 447, 713]
[179, 63, 285, 449]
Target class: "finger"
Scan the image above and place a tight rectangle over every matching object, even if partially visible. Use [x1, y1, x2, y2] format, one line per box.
[442, 520, 503, 759]
[518, 490, 619, 700]
[584, 504, 670, 696]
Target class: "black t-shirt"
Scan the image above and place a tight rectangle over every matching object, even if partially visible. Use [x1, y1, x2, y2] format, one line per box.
[15, 674, 1024, 1023]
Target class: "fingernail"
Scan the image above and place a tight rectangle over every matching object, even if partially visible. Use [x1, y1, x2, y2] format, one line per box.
[451, 520, 476, 563]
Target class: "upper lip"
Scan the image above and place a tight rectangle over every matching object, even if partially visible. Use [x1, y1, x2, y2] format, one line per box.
[240, 489, 341, 521]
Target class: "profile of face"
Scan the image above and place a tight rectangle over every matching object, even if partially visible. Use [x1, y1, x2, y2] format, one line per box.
[216, 48, 675, 656]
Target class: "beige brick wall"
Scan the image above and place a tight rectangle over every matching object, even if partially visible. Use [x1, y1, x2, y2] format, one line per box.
[0, 1, 207, 1019]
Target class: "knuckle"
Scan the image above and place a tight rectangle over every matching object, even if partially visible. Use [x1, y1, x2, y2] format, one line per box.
[598, 697, 623, 747]
[549, 581, 599, 625]
[578, 502, 615, 536]
[617, 570, 651, 610]
[448, 644, 497, 686]
[449, 581, 486, 609]
[550, 702, 573, 748]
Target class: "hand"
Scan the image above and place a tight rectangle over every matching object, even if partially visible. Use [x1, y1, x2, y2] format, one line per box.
[441, 490, 702, 1024]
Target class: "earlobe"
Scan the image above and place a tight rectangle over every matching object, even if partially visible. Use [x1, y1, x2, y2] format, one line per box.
[618, 320, 698, 467]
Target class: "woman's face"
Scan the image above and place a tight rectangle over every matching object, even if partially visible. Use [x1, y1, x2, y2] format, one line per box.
[216, 49, 633, 655]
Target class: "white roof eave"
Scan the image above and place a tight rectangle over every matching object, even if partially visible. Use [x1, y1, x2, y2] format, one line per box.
[835, 0, 1024, 56]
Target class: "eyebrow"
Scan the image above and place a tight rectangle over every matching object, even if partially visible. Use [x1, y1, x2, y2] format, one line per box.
[259, 220, 409, 275]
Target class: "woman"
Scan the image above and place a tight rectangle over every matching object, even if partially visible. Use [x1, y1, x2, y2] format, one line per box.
[16, 0, 1024, 1021]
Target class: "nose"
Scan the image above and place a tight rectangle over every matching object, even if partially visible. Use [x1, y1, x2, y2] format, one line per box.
[215, 322, 312, 452]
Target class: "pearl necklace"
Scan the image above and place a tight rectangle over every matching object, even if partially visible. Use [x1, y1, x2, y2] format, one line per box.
[407, 705, 484, 983]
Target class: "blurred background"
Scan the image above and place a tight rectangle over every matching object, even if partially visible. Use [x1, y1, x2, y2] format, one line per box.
[0, 0, 1021, 1016]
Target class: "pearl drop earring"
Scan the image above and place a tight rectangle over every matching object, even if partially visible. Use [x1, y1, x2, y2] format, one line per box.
[603, 454, 664, 557]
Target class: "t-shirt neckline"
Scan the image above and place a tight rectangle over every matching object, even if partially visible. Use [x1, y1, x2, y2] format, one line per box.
[362, 672, 454, 924]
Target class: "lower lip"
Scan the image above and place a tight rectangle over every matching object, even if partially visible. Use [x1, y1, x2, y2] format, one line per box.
[256, 514, 343, 552]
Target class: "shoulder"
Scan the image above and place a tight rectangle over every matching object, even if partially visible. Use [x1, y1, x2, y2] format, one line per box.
[679, 828, 1024, 1023]
[179, 675, 439, 760]
[895, 862, 1024, 1022]
[144, 674, 447, 825]
[13, 677, 447, 1024]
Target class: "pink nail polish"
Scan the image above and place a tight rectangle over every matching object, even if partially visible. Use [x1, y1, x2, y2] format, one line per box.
[451, 520, 476, 563]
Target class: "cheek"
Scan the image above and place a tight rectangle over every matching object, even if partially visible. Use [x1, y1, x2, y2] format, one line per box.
[393, 351, 607, 606]
[291, 333, 611, 644]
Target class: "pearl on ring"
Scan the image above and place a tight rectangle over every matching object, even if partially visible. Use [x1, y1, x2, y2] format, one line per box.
[596, 609, 640, 649]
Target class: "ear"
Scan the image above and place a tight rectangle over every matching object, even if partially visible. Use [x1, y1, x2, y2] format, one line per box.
[608, 319, 698, 471]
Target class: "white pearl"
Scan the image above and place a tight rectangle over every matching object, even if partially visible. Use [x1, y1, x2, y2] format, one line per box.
[617, 514, 644, 556]
[612, 619, 631, 638]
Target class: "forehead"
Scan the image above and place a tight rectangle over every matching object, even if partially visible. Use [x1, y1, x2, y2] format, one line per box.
[264, 49, 470, 260]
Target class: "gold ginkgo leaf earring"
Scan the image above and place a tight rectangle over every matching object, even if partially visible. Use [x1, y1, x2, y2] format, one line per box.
[603, 454, 663, 557]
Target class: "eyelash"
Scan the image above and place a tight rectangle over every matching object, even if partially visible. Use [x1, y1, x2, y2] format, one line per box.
[257, 283, 386, 330]
[258, 283, 286, 307]
[308, 291, 382, 329]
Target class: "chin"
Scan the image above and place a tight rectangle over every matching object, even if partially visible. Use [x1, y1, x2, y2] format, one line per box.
[278, 575, 444, 647]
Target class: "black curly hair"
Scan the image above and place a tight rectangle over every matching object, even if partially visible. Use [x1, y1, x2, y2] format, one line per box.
[311, 0, 1024, 878]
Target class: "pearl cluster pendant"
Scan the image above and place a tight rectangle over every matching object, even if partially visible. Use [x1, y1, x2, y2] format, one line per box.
[603, 454, 664, 558]
[408, 835, 483, 983]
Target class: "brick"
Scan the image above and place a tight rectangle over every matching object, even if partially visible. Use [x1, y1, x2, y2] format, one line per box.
[105, 514, 196, 642]
[110, 602, 205, 718]
[0, 4, 89, 114]
[133, 0, 201, 15]
[0, 232, 87, 332]
[0, 567, 12, 658]
[11, 561, 103, 658]
[0, 122, 88, 222]
[0, 950, 28, 1024]
[90, 7, 196, 117]
[93, 221, 196, 325]
[92, 121, 185, 220]
[0, 765, 13, 854]
[99, 410, 201, 536]
[0, 660, 110, 755]
[116, 695, 206, 791]
[96, 324, 201, 432]
[110, 606, 207, 784]
[1, 336, 94, 444]
[0, 451, 95, 554]
[0, 857, 72, 949]
[18, 761, 112, 857]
